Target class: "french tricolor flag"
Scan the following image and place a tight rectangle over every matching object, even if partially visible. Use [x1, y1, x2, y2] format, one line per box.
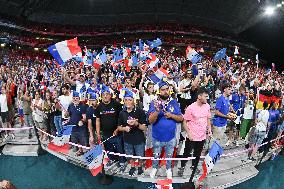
[198, 141, 223, 183]
[146, 53, 159, 69]
[149, 68, 169, 84]
[186, 46, 202, 64]
[155, 179, 173, 189]
[84, 144, 104, 176]
[47, 125, 74, 154]
[234, 46, 240, 55]
[48, 38, 82, 66]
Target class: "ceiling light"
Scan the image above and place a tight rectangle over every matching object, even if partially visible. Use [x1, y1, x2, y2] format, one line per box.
[34, 48, 39, 51]
[277, 4, 282, 7]
[0, 43, 5, 47]
[282, 1, 284, 5]
[264, 7, 275, 15]
[43, 49, 47, 52]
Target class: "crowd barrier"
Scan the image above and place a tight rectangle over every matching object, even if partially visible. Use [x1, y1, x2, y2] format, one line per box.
[1, 126, 283, 161]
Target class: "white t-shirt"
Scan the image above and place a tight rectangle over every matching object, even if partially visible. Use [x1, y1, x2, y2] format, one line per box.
[32, 99, 44, 122]
[0, 94, 8, 112]
[58, 94, 73, 119]
[178, 79, 191, 99]
[143, 93, 157, 112]
[257, 109, 270, 126]
[75, 81, 90, 101]
[243, 100, 254, 120]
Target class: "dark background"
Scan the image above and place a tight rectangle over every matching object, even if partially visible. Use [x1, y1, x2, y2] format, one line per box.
[241, 15, 284, 71]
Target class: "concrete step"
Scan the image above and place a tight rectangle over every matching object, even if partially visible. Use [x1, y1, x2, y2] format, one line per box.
[205, 166, 259, 189]
[2, 144, 39, 156]
[6, 135, 38, 145]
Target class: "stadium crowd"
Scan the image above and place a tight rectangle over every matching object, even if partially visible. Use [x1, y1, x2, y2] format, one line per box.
[0, 42, 283, 180]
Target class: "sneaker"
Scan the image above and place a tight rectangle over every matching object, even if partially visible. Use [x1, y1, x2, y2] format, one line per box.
[119, 163, 126, 172]
[10, 133, 15, 139]
[225, 140, 231, 146]
[137, 167, 143, 175]
[236, 141, 239, 147]
[166, 169, 172, 179]
[129, 167, 136, 176]
[150, 168, 157, 179]
[178, 167, 185, 177]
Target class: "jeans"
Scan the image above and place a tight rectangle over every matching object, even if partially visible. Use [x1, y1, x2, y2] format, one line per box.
[103, 135, 126, 164]
[152, 137, 176, 170]
[53, 115, 62, 135]
[24, 114, 33, 134]
[124, 142, 145, 160]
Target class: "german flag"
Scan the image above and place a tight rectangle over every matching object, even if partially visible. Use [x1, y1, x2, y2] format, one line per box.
[256, 90, 282, 109]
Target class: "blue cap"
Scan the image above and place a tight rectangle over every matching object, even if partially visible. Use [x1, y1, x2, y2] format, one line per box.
[73, 91, 80, 97]
[123, 88, 134, 99]
[158, 80, 169, 89]
[101, 85, 111, 94]
[89, 93, 97, 100]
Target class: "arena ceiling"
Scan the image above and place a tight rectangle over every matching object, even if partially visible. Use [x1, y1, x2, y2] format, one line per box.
[0, 0, 276, 34]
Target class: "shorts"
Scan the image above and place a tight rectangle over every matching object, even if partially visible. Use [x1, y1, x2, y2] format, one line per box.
[18, 109, 24, 117]
[1, 112, 9, 123]
[279, 123, 284, 133]
[240, 119, 253, 138]
[250, 131, 266, 145]
[124, 142, 145, 160]
[71, 130, 88, 147]
[213, 125, 226, 140]
[227, 120, 240, 131]
[34, 121, 46, 129]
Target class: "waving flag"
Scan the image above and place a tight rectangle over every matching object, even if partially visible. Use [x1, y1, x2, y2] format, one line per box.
[83, 47, 94, 65]
[147, 38, 162, 49]
[48, 38, 82, 66]
[124, 55, 139, 72]
[186, 46, 202, 64]
[113, 48, 124, 63]
[149, 68, 169, 84]
[146, 53, 159, 69]
[213, 48, 227, 61]
[226, 55, 233, 64]
[94, 47, 107, 69]
[234, 46, 239, 55]
[123, 47, 131, 59]
[47, 125, 74, 154]
[155, 179, 173, 189]
[84, 144, 103, 176]
[139, 39, 144, 51]
[198, 141, 223, 182]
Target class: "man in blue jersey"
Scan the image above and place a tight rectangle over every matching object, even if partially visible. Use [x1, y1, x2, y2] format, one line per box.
[213, 83, 235, 145]
[226, 86, 246, 146]
[148, 80, 183, 179]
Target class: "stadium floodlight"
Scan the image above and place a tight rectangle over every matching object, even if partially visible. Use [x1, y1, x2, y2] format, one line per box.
[0, 43, 5, 47]
[43, 49, 47, 52]
[264, 6, 275, 15]
[34, 47, 39, 51]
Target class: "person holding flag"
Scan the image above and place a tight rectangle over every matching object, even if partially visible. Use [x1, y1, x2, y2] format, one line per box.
[95, 85, 126, 172]
[178, 87, 212, 177]
[63, 70, 90, 102]
[65, 91, 88, 156]
[117, 89, 147, 176]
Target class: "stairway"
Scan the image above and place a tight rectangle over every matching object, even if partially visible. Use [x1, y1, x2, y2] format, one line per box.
[2, 127, 39, 156]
